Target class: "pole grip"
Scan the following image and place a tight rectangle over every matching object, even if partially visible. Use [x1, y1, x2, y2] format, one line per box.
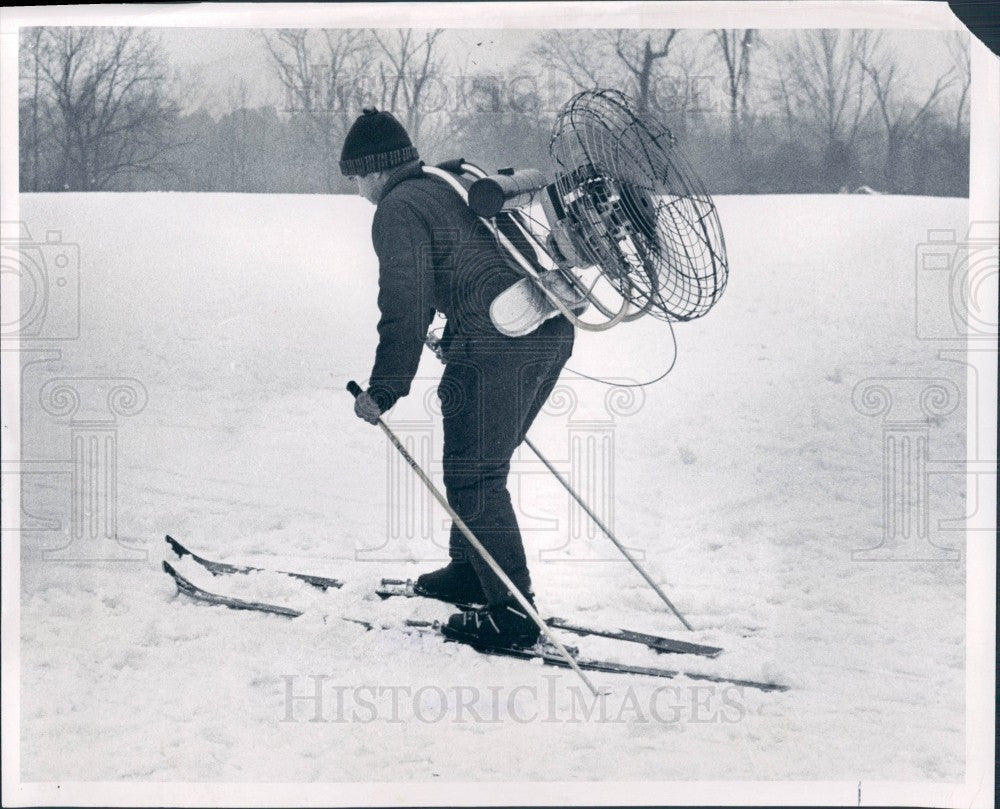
[346, 380, 363, 399]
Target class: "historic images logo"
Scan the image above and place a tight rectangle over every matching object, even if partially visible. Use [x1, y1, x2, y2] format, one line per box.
[1, 222, 80, 341]
[2, 221, 148, 562]
[851, 377, 961, 561]
[280, 674, 750, 727]
[914, 222, 998, 342]
[851, 221, 998, 561]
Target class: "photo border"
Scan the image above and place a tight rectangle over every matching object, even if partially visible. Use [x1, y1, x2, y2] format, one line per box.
[0, 2, 994, 807]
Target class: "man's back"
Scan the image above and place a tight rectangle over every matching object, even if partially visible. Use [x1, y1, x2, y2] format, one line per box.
[374, 162, 524, 337]
[366, 161, 527, 411]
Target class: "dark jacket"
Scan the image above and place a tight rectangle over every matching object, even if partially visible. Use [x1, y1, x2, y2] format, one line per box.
[366, 161, 523, 412]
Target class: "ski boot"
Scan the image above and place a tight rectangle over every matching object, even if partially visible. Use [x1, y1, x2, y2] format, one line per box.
[414, 562, 487, 606]
[442, 599, 540, 650]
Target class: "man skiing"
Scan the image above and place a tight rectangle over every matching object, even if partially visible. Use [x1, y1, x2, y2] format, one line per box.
[343, 108, 574, 649]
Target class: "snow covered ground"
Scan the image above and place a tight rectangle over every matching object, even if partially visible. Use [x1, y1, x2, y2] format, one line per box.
[15, 192, 968, 784]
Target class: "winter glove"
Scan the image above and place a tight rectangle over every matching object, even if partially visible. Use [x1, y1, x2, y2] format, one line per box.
[354, 390, 382, 425]
[424, 330, 447, 365]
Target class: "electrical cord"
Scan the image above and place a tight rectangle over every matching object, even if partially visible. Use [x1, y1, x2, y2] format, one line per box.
[562, 319, 678, 388]
[427, 314, 679, 388]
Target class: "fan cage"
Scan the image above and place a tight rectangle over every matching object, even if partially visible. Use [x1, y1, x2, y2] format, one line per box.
[548, 89, 729, 322]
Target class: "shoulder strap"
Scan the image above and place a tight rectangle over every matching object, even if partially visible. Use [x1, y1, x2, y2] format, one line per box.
[421, 165, 472, 201]
[435, 158, 468, 174]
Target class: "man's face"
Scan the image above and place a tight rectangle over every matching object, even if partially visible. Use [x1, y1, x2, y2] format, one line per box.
[354, 172, 384, 205]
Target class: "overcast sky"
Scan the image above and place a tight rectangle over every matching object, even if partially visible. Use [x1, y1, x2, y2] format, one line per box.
[158, 27, 963, 116]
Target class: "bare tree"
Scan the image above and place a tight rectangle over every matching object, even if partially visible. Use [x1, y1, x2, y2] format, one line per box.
[19, 29, 46, 190]
[602, 30, 680, 112]
[711, 29, 755, 145]
[530, 30, 692, 116]
[529, 30, 611, 91]
[264, 29, 449, 174]
[448, 64, 550, 171]
[263, 29, 371, 190]
[369, 29, 447, 151]
[860, 40, 954, 192]
[650, 38, 714, 142]
[775, 30, 876, 190]
[215, 79, 271, 192]
[32, 27, 184, 190]
[944, 31, 971, 140]
[264, 28, 371, 117]
[264, 29, 313, 111]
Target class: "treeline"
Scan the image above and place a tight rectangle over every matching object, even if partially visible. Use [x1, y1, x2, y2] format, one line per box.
[19, 27, 970, 195]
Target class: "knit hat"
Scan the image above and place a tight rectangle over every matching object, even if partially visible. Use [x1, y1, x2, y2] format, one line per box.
[339, 108, 419, 176]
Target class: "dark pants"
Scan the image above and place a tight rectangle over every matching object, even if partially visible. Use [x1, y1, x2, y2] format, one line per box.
[439, 316, 574, 605]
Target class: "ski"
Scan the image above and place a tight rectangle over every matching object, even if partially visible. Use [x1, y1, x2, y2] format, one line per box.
[160, 564, 786, 692]
[162, 560, 304, 618]
[165, 535, 344, 591]
[163, 539, 724, 661]
[401, 620, 786, 693]
[377, 578, 723, 659]
[545, 617, 723, 659]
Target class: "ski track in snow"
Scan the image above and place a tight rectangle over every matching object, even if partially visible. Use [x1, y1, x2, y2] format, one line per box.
[18, 193, 966, 782]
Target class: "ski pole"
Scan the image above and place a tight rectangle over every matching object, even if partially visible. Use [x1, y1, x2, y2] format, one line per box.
[523, 436, 694, 631]
[347, 381, 603, 697]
